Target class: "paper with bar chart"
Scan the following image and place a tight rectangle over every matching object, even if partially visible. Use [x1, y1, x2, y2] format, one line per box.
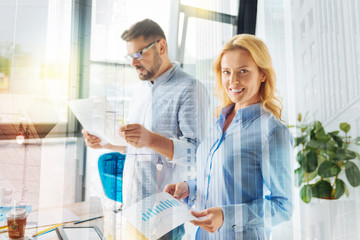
[122, 192, 198, 240]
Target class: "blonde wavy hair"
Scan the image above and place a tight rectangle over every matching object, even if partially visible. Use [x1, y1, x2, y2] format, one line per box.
[213, 34, 283, 120]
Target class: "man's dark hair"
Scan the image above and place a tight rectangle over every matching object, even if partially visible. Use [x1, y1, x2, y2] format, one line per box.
[121, 19, 166, 42]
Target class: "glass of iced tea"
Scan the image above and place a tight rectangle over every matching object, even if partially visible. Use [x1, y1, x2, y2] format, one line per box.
[6, 208, 27, 240]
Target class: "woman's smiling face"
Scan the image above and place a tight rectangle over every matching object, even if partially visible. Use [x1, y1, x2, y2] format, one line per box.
[221, 48, 265, 112]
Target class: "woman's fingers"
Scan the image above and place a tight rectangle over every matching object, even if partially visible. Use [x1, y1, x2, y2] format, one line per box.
[190, 208, 224, 233]
[191, 209, 207, 218]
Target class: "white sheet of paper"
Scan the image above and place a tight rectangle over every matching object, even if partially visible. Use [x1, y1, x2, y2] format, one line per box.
[122, 192, 198, 240]
[27, 208, 80, 228]
[33, 230, 58, 240]
[62, 227, 102, 240]
[68, 97, 126, 146]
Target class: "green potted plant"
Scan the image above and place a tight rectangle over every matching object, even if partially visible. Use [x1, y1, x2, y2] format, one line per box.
[292, 113, 360, 203]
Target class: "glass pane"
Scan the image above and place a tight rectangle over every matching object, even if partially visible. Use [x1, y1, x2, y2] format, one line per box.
[0, 0, 72, 125]
[182, 17, 234, 114]
[87, 0, 174, 206]
[181, 0, 238, 16]
[0, 0, 74, 208]
[91, 0, 171, 62]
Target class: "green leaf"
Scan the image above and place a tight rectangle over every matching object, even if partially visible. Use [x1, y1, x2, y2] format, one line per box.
[295, 136, 307, 147]
[347, 150, 357, 160]
[334, 148, 357, 161]
[318, 161, 341, 178]
[333, 149, 346, 161]
[340, 122, 351, 133]
[345, 161, 360, 187]
[329, 131, 340, 135]
[325, 150, 336, 161]
[315, 126, 327, 140]
[334, 179, 345, 199]
[317, 135, 331, 143]
[300, 185, 312, 203]
[355, 151, 360, 160]
[314, 121, 323, 131]
[345, 183, 350, 197]
[328, 132, 344, 147]
[301, 149, 318, 172]
[300, 124, 308, 133]
[310, 125, 316, 140]
[297, 151, 305, 164]
[317, 154, 327, 165]
[312, 180, 332, 198]
[298, 113, 302, 122]
[306, 140, 321, 148]
[294, 168, 304, 187]
[318, 142, 333, 150]
[307, 169, 318, 182]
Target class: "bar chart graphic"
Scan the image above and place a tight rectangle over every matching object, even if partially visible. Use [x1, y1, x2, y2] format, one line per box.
[122, 192, 198, 240]
[141, 199, 182, 222]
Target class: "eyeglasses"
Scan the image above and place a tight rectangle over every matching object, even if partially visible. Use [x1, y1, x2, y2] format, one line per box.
[124, 40, 159, 62]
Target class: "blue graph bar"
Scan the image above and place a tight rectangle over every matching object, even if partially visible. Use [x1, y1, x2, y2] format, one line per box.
[165, 201, 172, 208]
[159, 203, 167, 211]
[166, 200, 175, 207]
[142, 213, 150, 220]
[156, 206, 163, 212]
[153, 208, 160, 214]
[172, 200, 181, 206]
[165, 201, 173, 208]
[140, 198, 183, 222]
[160, 201, 170, 208]
[149, 208, 157, 215]
[147, 209, 154, 217]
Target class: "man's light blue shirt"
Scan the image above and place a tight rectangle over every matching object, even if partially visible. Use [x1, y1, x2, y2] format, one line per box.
[187, 103, 293, 239]
[123, 63, 209, 206]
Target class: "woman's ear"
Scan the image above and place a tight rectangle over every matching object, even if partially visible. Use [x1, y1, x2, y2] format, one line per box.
[260, 73, 266, 83]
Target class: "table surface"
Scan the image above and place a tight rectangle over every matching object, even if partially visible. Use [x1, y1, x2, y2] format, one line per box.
[0, 200, 147, 240]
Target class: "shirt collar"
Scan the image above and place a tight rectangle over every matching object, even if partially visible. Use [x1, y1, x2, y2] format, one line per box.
[218, 102, 265, 129]
[152, 62, 178, 87]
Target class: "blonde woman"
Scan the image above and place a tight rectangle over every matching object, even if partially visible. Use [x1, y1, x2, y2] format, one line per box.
[165, 34, 293, 239]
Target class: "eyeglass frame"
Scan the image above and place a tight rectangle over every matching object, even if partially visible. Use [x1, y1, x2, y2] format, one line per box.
[124, 40, 160, 62]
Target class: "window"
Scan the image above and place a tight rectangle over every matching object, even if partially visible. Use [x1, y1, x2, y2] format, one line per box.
[0, 0, 75, 208]
[181, 0, 238, 16]
[86, 0, 173, 198]
[179, 3, 237, 119]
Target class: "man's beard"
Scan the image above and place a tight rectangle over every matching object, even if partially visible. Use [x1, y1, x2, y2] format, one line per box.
[137, 50, 162, 80]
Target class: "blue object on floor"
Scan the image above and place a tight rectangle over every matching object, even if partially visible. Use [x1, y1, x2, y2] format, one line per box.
[98, 152, 126, 203]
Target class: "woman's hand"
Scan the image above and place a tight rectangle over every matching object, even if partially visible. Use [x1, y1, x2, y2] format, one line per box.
[190, 207, 224, 233]
[163, 182, 189, 200]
